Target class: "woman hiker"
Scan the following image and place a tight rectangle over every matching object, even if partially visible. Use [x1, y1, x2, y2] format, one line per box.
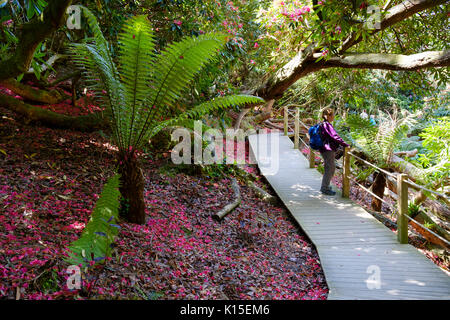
[319, 107, 350, 196]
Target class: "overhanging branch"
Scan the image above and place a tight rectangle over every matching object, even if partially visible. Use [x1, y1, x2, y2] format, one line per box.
[254, 49, 449, 101]
[318, 50, 450, 71]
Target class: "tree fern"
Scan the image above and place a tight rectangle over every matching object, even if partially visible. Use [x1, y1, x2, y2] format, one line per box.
[69, 9, 262, 152]
[68, 9, 264, 224]
[344, 111, 417, 167]
[65, 174, 121, 268]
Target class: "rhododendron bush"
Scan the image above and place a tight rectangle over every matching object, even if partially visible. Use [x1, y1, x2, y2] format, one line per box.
[253, 0, 385, 71]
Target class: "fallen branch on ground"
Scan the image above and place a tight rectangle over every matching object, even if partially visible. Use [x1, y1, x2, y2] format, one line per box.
[247, 180, 278, 205]
[394, 149, 418, 158]
[0, 79, 69, 104]
[212, 178, 241, 221]
[0, 92, 107, 132]
[232, 165, 278, 205]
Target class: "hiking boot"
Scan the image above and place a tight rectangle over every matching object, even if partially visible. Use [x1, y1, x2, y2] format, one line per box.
[321, 188, 336, 196]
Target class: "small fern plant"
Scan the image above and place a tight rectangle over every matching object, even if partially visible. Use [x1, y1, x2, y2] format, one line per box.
[69, 7, 264, 224]
[65, 174, 121, 269]
[338, 110, 417, 211]
[340, 110, 417, 167]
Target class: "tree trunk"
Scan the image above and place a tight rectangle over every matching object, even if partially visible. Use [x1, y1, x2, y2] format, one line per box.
[1, 79, 68, 104]
[118, 151, 146, 225]
[0, 0, 73, 81]
[0, 92, 106, 131]
[371, 172, 386, 212]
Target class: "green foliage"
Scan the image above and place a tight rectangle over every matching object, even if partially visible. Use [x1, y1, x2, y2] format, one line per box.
[0, 0, 48, 22]
[316, 163, 324, 174]
[0, 1, 50, 79]
[200, 163, 240, 179]
[339, 111, 417, 167]
[35, 269, 59, 293]
[354, 166, 376, 183]
[414, 118, 450, 190]
[397, 136, 424, 156]
[408, 203, 421, 218]
[65, 174, 122, 269]
[418, 118, 450, 165]
[69, 7, 264, 155]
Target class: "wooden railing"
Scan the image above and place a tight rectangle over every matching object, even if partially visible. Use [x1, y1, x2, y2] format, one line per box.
[283, 106, 450, 247]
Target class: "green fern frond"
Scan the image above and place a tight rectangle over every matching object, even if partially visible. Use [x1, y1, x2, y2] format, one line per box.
[137, 33, 228, 144]
[344, 111, 417, 167]
[69, 42, 125, 147]
[118, 15, 156, 149]
[146, 94, 264, 140]
[151, 33, 227, 108]
[65, 174, 121, 269]
[68, 7, 124, 147]
[78, 5, 113, 65]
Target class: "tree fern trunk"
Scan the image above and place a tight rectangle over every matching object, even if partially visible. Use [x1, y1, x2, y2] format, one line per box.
[118, 151, 146, 224]
[371, 172, 386, 212]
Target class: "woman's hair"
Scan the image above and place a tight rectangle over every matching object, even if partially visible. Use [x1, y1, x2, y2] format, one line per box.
[321, 107, 334, 121]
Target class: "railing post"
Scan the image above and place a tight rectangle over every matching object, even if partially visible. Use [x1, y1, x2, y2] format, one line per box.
[294, 107, 299, 149]
[284, 106, 288, 136]
[342, 147, 350, 198]
[397, 173, 409, 244]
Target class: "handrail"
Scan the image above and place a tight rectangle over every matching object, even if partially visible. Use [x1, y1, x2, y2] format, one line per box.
[298, 119, 310, 131]
[282, 105, 450, 247]
[348, 151, 398, 179]
[348, 178, 397, 211]
[404, 179, 449, 201]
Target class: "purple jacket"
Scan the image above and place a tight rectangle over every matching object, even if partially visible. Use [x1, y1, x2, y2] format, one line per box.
[319, 121, 350, 152]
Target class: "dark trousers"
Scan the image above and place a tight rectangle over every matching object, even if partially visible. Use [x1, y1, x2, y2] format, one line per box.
[320, 150, 335, 191]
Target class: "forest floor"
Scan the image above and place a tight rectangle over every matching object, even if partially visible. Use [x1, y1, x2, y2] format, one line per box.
[299, 147, 449, 273]
[0, 105, 328, 300]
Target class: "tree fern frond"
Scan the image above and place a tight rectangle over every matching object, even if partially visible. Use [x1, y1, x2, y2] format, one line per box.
[136, 33, 228, 144]
[345, 111, 418, 167]
[69, 41, 124, 147]
[117, 15, 156, 149]
[145, 95, 264, 140]
[65, 174, 121, 269]
[78, 5, 113, 65]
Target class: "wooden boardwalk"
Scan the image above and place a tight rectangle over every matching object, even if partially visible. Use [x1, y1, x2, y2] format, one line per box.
[248, 132, 450, 300]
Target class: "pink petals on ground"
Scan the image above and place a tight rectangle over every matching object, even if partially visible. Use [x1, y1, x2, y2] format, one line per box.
[0, 105, 328, 299]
